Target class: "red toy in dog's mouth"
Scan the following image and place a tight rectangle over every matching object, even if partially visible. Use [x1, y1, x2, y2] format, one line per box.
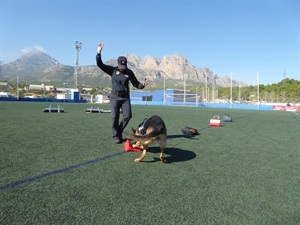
[123, 139, 142, 152]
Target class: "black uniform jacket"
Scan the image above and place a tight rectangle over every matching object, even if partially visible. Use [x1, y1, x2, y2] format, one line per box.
[96, 53, 145, 97]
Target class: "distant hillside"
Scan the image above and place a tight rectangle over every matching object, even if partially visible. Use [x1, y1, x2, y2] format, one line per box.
[1, 51, 246, 88]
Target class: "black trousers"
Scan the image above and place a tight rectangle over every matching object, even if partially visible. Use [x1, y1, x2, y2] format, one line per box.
[110, 97, 132, 139]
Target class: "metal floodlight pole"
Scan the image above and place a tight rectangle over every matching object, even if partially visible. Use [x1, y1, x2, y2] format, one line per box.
[74, 41, 82, 90]
[239, 85, 241, 103]
[0, 61, 3, 82]
[183, 73, 186, 105]
[212, 76, 215, 103]
[17, 76, 19, 99]
[163, 73, 166, 105]
[283, 68, 286, 102]
[230, 72, 233, 108]
[257, 72, 260, 110]
[205, 73, 208, 107]
[196, 85, 198, 106]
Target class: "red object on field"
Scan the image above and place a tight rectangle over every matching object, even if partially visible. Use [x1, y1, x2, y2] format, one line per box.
[209, 119, 221, 127]
[124, 139, 142, 152]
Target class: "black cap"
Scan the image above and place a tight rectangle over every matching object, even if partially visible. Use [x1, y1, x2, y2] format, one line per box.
[117, 56, 127, 70]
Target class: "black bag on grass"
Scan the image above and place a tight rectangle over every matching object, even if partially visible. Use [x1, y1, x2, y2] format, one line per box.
[223, 113, 232, 122]
[181, 127, 200, 136]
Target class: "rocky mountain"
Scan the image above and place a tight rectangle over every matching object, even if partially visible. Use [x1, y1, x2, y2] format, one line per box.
[2, 51, 59, 77]
[1, 51, 246, 88]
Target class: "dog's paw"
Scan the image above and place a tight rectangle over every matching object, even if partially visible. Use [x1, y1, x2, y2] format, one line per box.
[160, 157, 167, 163]
[134, 158, 141, 163]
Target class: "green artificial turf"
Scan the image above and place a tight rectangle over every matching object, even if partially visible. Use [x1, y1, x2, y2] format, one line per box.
[0, 102, 299, 225]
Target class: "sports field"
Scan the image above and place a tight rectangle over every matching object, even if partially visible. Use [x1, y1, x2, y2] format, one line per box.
[0, 102, 299, 225]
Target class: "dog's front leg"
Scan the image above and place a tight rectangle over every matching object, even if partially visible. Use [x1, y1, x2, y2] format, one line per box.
[134, 149, 147, 162]
[159, 153, 167, 163]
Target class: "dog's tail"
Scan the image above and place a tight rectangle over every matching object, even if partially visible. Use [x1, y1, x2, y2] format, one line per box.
[123, 129, 164, 142]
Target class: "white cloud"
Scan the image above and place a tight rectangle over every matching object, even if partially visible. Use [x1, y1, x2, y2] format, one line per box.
[1, 46, 46, 63]
[21, 46, 45, 55]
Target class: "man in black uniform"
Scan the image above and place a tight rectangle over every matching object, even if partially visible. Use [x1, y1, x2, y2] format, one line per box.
[96, 43, 148, 144]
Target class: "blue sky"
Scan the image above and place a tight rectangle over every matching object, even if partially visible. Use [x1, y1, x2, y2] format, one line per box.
[0, 0, 299, 85]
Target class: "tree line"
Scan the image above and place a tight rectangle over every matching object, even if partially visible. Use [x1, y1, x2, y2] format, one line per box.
[175, 78, 300, 103]
[1, 78, 299, 103]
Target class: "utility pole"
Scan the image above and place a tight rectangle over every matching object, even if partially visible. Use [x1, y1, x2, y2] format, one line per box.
[0, 61, 3, 83]
[283, 68, 286, 102]
[183, 73, 186, 105]
[212, 76, 216, 103]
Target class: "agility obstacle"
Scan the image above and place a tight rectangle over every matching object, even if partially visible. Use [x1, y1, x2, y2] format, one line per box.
[43, 105, 64, 113]
[209, 115, 221, 127]
[223, 113, 232, 122]
[85, 107, 113, 113]
[85, 107, 103, 113]
[85, 107, 123, 113]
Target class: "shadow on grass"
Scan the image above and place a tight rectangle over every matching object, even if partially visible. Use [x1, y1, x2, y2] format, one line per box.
[139, 147, 197, 163]
[168, 134, 202, 139]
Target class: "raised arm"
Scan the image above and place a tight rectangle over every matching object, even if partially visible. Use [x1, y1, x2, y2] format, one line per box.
[96, 43, 115, 75]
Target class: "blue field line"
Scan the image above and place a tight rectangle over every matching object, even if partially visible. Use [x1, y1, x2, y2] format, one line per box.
[0, 151, 126, 192]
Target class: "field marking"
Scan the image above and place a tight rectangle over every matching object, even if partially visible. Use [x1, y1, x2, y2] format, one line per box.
[197, 112, 258, 131]
[291, 112, 300, 122]
[0, 152, 125, 191]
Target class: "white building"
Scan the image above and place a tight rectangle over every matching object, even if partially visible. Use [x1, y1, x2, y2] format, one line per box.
[56, 93, 71, 100]
[95, 95, 110, 103]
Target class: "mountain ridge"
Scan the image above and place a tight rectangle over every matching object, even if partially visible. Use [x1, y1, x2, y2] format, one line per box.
[1, 51, 246, 88]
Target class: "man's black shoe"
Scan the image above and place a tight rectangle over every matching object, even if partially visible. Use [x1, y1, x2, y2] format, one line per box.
[114, 138, 122, 144]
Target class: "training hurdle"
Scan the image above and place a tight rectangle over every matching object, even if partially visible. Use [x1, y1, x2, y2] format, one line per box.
[209, 115, 221, 127]
[85, 107, 103, 113]
[85, 107, 113, 113]
[85, 107, 122, 113]
[43, 105, 64, 113]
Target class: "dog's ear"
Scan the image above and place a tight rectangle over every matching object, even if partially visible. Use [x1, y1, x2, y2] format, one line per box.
[132, 128, 137, 134]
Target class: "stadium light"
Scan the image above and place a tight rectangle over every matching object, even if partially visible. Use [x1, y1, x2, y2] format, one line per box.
[74, 41, 82, 90]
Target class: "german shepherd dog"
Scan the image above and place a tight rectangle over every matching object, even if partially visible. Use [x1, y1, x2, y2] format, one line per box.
[124, 115, 167, 163]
